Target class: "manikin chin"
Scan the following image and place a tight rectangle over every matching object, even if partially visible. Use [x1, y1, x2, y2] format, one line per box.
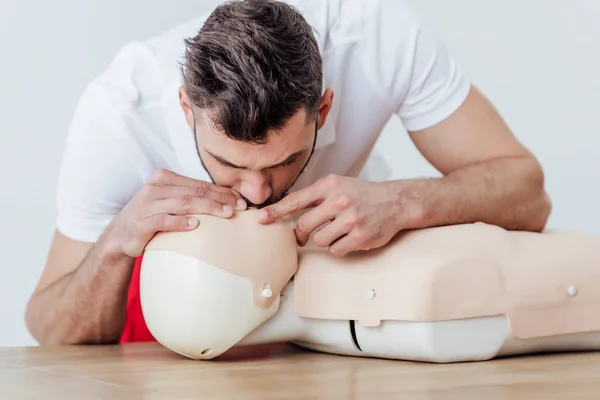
[139, 209, 600, 363]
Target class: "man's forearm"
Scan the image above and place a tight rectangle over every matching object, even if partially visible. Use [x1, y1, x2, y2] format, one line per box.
[395, 155, 552, 232]
[26, 240, 135, 345]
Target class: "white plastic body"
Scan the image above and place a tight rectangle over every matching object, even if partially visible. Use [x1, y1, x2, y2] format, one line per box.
[241, 279, 600, 363]
[141, 250, 600, 363]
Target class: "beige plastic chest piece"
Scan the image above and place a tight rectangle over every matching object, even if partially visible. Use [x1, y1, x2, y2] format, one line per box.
[144, 208, 298, 309]
[294, 222, 600, 340]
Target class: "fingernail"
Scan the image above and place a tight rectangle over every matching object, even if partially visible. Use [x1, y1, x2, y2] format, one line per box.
[236, 198, 247, 210]
[187, 217, 198, 228]
[258, 209, 268, 221]
[223, 205, 233, 215]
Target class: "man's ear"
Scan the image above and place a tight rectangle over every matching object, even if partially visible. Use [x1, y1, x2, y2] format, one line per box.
[179, 86, 195, 129]
[317, 88, 334, 130]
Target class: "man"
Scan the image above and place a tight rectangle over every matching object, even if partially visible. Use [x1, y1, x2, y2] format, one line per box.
[25, 0, 551, 346]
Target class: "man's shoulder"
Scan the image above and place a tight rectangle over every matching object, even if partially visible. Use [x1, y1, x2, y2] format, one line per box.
[90, 15, 207, 109]
[289, 0, 418, 43]
[89, 0, 421, 105]
[68, 16, 209, 162]
[285, 0, 367, 50]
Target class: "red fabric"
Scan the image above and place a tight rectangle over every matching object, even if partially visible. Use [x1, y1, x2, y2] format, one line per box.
[119, 255, 157, 343]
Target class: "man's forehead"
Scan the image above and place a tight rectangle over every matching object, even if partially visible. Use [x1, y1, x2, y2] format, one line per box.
[194, 108, 313, 136]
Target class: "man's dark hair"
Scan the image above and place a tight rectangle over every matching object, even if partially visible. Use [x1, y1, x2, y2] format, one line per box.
[182, 0, 323, 144]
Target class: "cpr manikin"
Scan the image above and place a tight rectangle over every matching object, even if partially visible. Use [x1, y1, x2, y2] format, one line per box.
[140, 209, 600, 362]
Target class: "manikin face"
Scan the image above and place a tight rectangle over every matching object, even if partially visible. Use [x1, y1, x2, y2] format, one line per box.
[179, 88, 334, 208]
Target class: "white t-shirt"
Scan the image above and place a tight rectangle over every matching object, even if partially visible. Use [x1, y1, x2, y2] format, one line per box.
[55, 0, 471, 243]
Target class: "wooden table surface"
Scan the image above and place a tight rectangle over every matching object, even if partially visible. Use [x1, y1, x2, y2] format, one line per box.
[1, 342, 600, 399]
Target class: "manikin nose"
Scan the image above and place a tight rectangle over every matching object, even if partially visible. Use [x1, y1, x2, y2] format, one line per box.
[239, 176, 272, 207]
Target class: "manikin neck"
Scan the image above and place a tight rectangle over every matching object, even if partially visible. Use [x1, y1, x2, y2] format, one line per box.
[236, 281, 308, 346]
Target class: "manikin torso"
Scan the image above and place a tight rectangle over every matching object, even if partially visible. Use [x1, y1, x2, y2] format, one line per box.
[140, 209, 600, 363]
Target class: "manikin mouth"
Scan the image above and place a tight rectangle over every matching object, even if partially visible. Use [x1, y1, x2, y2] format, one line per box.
[241, 191, 289, 209]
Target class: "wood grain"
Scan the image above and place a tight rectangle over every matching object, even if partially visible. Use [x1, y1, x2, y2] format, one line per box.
[1, 342, 599, 399]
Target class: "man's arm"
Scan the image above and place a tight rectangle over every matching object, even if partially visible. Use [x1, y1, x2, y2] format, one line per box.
[25, 230, 134, 345]
[256, 3, 550, 255]
[26, 168, 245, 345]
[401, 86, 552, 232]
[256, 86, 550, 257]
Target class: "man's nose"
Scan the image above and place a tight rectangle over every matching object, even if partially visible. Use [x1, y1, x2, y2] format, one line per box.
[239, 175, 272, 207]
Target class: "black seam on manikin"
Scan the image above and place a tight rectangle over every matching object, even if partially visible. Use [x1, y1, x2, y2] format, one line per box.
[349, 320, 362, 351]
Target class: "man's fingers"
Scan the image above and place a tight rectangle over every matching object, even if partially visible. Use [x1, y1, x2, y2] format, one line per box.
[258, 188, 321, 223]
[150, 169, 229, 192]
[139, 214, 200, 236]
[327, 225, 374, 257]
[149, 168, 204, 186]
[327, 233, 362, 257]
[146, 184, 246, 210]
[151, 196, 235, 219]
[295, 203, 339, 246]
[311, 216, 353, 250]
[148, 169, 245, 208]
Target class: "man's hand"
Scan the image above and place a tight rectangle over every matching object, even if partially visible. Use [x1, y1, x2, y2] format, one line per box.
[257, 174, 418, 257]
[258, 87, 552, 256]
[104, 168, 246, 258]
[25, 168, 246, 346]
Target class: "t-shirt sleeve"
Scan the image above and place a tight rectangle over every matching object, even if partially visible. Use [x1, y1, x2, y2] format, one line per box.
[360, 0, 471, 132]
[55, 80, 144, 243]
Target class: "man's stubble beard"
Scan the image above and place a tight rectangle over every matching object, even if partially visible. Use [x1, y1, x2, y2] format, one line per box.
[193, 120, 318, 209]
[197, 156, 292, 208]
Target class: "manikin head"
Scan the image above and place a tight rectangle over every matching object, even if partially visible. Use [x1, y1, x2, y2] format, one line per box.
[139, 208, 298, 359]
[178, 0, 334, 208]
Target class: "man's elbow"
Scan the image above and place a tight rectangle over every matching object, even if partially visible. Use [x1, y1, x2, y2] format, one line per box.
[24, 295, 55, 345]
[528, 189, 552, 232]
[25, 294, 114, 346]
[24, 295, 65, 346]
[523, 157, 552, 232]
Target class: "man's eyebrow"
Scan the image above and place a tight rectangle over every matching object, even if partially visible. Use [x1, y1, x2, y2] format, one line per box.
[207, 151, 242, 168]
[206, 149, 306, 169]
